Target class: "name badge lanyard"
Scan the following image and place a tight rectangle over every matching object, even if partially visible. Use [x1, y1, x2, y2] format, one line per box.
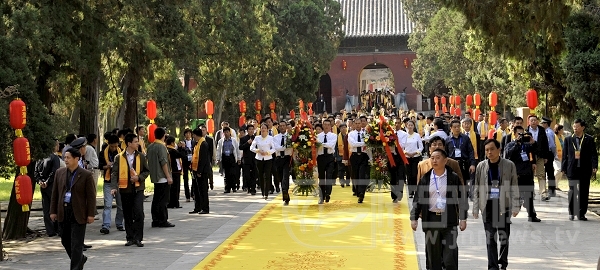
[572, 136, 584, 151]
[433, 174, 440, 195]
[452, 137, 462, 151]
[489, 168, 501, 187]
[68, 171, 77, 191]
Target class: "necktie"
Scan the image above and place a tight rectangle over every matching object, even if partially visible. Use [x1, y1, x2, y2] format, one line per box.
[323, 133, 328, 154]
[280, 135, 285, 157]
[269, 130, 272, 136]
[357, 132, 362, 153]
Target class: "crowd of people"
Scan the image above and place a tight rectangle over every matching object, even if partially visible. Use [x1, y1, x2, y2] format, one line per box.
[36, 107, 598, 270]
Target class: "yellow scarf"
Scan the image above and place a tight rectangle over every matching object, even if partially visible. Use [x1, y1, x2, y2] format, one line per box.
[479, 122, 488, 140]
[167, 145, 182, 172]
[119, 150, 140, 189]
[495, 128, 509, 142]
[555, 134, 564, 159]
[463, 129, 478, 159]
[417, 119, 426, 136]
[104, 146, 122, 181]
[138, 136, 146, 154]
[191, 137, 206, 171]
[271, 127, 279, 136]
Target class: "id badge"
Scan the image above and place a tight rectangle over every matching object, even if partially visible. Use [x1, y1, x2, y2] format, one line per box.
[187, 154, 192, 161]
[490, 188, 500, 199]
[224, 150, 231, 156]
[435, 196, 446, 210]
[575, 151, 581, 159]
[521, 152, 529, 161]
[64, 191, 72, 203]
[454, 149, 462, 158]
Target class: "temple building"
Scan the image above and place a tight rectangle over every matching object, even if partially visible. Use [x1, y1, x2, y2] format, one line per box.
[319, 0, 429, 113]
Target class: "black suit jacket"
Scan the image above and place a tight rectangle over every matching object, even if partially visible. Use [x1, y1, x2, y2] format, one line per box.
[445, 134, 476, 166]
[195, 140, 212, 174]
[181, 139, 197, 165]
[410, 166, 468, 230]
[562, 134, 598, 178]
[239, 135, 256, 163]
[205, 136, 216, 164]
[528, 125, 551, 160]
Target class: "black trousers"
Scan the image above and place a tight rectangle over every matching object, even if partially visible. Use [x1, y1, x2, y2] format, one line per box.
[350, 153, 369, 199]
[518, 174, 537, 218]
[336, 159, 350, 185]
[121, 190, 145, 242]
[256, 159, 273, 197]
[243, 160, 258, 193]
[389, 154, 406, 201]
[484, 220, 511, 270]
[423, 222, 459, 270]
[275, 156, 292, 201]
[317, 154, 335, 199]
[406, 157, 421, 195]
[41, 184, 57, 236]
[568, 171, 592, 217]
[168, 173, 181, 208]
[545, 159, 556, 192]
[151, 182, 170, 225]
[59, 205, 87, 270]
[192, 171, 210, 212]
[222, 155, 238, 192]
[182, 161, 192, 199]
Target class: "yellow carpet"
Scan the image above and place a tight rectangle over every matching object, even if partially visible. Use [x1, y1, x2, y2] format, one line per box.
[194, 186, 419, 270]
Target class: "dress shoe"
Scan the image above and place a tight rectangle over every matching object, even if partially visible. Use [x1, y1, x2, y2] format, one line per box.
[276, 188, 280, 193]
[224, 190, 231, 194]
[189, 210, 199, 214]
[125, 240, 135, 246]
[569, 215, 574, 221]
[393, 198, 398, 203]
[82, 255, 88, 268]
[158, 222, 175, 228]
[318, 198, 324, 204]
[341, 184, 345, 188]
[151, 222, 159, 227]
[186, 198, 191, 202]
[265, 196, 269, 200]
[100, 228, 109, 234]
[270, 190, 274, 194]
[83, 244, 92, 249]
[325, 195, 330, 203]
[117, 226, 125, 231]
[542, 196, 550, 201]
[578, 216, 588, 221]
[358, 197, 364, 203]
[232, 189, 237, 193]
[528, 217, 541, 222]
[284, 201, 289, 206]
[209, 183, 214, 190]
[135, 240, 144, 247]
[549, 191, 556, 197]
[251, 192, 256, 195]
[198, 210, 209, 214]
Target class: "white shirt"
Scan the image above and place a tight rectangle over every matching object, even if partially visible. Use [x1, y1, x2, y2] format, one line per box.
[273, 132, 293, 157]
[84, 145, 99, 168]
[348, 130, 365, 153]
[529, 126, 539, 142]
[250, 135, 275, 160]
[425, 129, 448, 142]
[396, 129, 408, 147]
[317, 131, 337, 155]
[404, 132, 423, 156]
[429, 169, 448, 212]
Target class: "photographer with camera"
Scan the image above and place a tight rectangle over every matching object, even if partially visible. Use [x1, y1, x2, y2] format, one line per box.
[504, 126, 541, 222]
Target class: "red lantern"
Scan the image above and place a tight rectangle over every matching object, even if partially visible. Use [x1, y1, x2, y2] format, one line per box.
[434, 96, 439, 104]
[489, 112, 497, 125]
[15, 174, 33, 212]
[205, 100, 214, 115]
[473, 108, 481, 120]
[290, 110, 296, 119]
[441, 96, 447, 105]
[269, 101, 276, 111]
[474, 93, 481, 106]
[239, 100, 247, 113]
[449, 96, 455, 105]
[239, 116, 245, 127]
[207, 118, 215, 135]
[308, 103, 313, 115]
[404, 58, 409, 68]
[488, 129, 496, 140]
[342, 59, 347, 70]
[255, 100, 262, 111]
[146, 100, 157, 120]
[435, 104, 440, 111]
[13, 137, 30, 167]
[10, 99, 26, 130]
[255, 113, 262, 123]
[489, 91, 498, 107]
[455, 96, 461, 106]
[442, 106, 447, 113]
[299, 100, 304, 110]
[526, 89, 538, 110]
[148, 123, 158, 143]
[270, 112, 277, 121]
[466, 95, 473, 107]
[455, 107, 462, 116]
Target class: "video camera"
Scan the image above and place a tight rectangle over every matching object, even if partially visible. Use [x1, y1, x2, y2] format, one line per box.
[517, 132, 532, 143]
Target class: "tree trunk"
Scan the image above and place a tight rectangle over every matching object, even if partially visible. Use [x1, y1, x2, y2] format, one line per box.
[79, 72, 100, 136]
[3, 163, 36, 240]
[215, 88, 228, 133]
[35, 59, 56, 114]
[123, 68, 141, 129]
[115, 74, 130, 129]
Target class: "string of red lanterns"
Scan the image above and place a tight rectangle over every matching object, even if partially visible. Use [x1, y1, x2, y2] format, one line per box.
[147, 99, 157, 143]
[9, 98, 32, 212]
[434, 96, 439, 117]
[269, 101, 277, 121]
[239, 100, 246, 127]
[205, 100, 214, 135]
[455, 95, 462, 116]
[473, 93, 482, 121]
[526, 89, 538, 110]
[255, 100, 262, 123]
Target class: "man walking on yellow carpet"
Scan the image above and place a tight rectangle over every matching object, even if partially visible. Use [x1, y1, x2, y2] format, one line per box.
[411, 149, 468, 270]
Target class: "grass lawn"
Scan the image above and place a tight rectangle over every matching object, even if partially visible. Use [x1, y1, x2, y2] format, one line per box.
[0, 176, 155, 202]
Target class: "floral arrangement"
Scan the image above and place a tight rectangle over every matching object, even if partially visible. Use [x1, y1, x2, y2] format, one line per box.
[364, 117, 397, 148]
[368, 152, 391, 192]
[364, 116, 398, 191]
[291, 122, 321, 196]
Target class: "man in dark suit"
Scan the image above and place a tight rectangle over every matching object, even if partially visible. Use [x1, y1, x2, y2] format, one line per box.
[239, 125, 257, 195]
[190, 127, 212, 214]
[180, 129, 196, 202]
[50, 148, 96, 270]
[561, 119, 598, 221]
[446, 119, 477, 192]
[201, 125, 216, 190]
[527, 115, 552, 201]
[411, 149, 468, 270]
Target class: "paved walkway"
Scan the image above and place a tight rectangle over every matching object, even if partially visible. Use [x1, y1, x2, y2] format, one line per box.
[0, 172, 598, 269]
